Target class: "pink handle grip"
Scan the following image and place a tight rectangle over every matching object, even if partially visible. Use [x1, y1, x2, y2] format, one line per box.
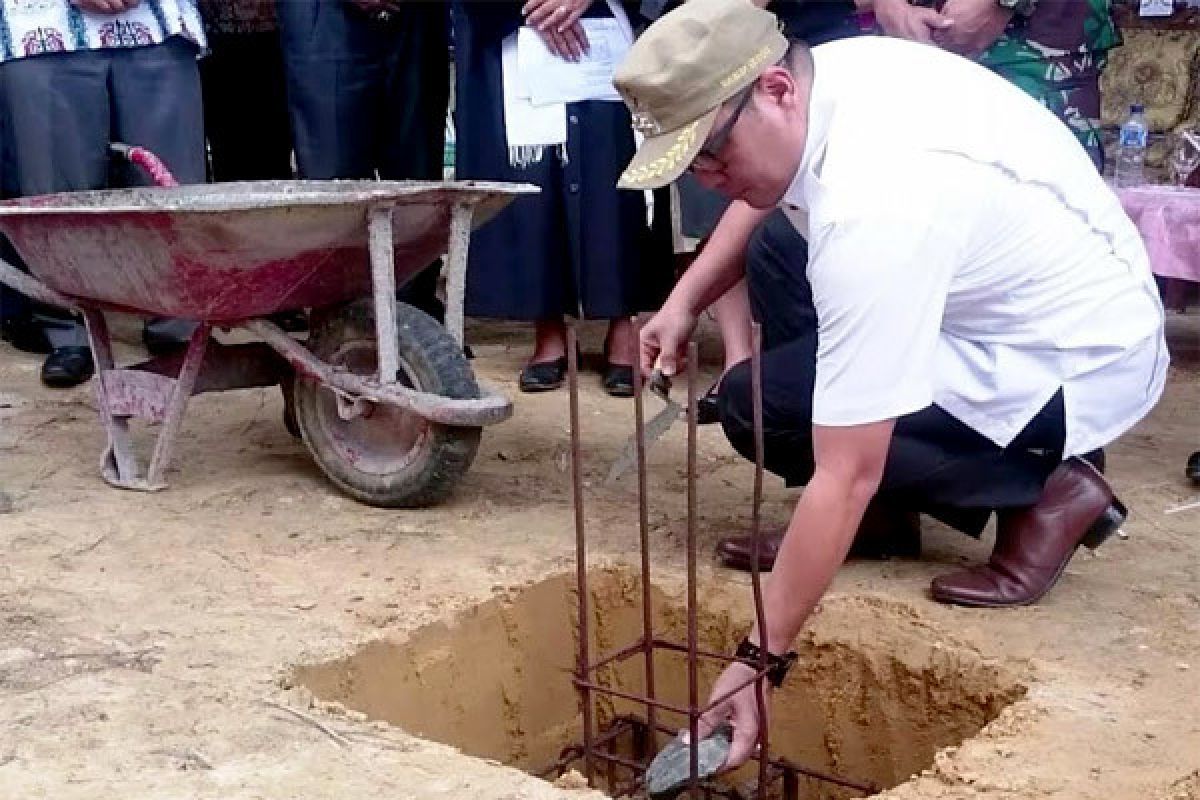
[109, 143, 179, 188]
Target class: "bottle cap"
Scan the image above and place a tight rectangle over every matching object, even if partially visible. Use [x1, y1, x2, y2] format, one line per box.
[1131, 104, 1145, 113]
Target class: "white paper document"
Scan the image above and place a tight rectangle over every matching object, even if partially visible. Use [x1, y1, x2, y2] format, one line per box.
[1139, 0, 1174, 16]
[516, 18, 632, 107]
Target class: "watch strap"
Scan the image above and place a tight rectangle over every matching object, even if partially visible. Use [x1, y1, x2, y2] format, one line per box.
[735, 638, 798, 689]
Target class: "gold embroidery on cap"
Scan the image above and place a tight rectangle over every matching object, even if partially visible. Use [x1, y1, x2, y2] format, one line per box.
[720, 44, 773, 90]
[621, 120, 700, 185]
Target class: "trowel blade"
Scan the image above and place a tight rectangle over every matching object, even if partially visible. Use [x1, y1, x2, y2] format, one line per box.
[604, 396, 683, 484]
[644, 725, 732, 799]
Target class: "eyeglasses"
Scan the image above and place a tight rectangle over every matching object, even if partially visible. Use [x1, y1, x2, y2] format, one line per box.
[690, 88, 753, 173]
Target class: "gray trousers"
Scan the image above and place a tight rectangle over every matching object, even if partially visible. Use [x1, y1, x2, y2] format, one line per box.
[0, 37, 205, 347]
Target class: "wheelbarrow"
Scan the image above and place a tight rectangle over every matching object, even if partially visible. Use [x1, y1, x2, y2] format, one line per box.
[0, 146, 536, 507]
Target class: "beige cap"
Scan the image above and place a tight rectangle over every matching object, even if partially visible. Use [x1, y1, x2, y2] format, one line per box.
[614, 0, 789, 189]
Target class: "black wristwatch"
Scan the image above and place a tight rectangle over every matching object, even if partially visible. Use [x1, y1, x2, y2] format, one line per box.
[735, 638, 798, 689]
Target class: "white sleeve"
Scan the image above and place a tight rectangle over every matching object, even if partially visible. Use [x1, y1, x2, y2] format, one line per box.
[807, 208, 963, 427]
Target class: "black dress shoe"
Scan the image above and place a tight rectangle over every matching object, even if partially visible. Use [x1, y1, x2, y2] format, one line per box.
[696, 382, 720, 425]
[1187, 451, 1200, 485]
[519, 356, 568, 392]
[1, 318, 52, 355]
[41, 346, 94, 388]
[602, 363, 635, 398]
[142, 327, 189, 357]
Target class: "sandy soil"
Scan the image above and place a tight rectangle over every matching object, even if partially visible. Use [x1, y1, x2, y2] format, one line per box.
[1, 313, 1198, 800]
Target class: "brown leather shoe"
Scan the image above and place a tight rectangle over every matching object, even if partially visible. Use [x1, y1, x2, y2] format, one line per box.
[930, 458, 1126, 608]
[716, 501, 921, 572]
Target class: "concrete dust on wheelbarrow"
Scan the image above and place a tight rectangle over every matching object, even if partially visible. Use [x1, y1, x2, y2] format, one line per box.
[1, 316, 1199, 800]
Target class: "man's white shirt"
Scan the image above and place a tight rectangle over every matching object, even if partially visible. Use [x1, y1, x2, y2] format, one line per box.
[780, 36, 1168, 457]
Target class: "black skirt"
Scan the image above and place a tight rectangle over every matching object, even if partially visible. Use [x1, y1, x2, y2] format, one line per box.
[452, 0, 673, 321]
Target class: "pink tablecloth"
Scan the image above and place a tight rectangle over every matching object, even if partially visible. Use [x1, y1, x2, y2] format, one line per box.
[1118, 185, 1200, 283]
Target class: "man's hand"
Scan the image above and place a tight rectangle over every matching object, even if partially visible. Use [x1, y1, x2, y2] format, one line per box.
[933, 0, 1012, 57]
[536, 22, 590, 62]
[873, 0, 952, 44]
[639, 302, 698, 379]
[696, 662, 767, 771]
[70, 0, 141, 12]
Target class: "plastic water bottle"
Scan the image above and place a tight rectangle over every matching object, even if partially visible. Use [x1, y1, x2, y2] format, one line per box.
[1114, 104, 1149, 188]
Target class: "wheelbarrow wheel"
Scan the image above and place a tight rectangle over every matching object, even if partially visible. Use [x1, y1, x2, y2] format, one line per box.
[293, 298, 482, 508]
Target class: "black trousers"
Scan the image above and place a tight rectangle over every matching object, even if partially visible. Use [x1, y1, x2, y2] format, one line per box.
[717, 211, 1067, 537]
[276, 0, 449, 321]
[0, 38, 206, 347]
[200, 32, 293, 183]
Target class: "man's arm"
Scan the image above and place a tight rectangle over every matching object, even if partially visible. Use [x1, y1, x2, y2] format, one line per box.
[698, 419, 894, 768]
[754, 421, 893, 654]
[640, 200, 771, 376]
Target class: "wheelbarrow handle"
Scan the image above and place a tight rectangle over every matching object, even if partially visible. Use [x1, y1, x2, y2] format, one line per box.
[109, 143, 179, 188]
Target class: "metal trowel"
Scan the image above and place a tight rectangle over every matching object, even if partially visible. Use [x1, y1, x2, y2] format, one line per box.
[604, 366, 683, 484]
[644, 724, 733, 799]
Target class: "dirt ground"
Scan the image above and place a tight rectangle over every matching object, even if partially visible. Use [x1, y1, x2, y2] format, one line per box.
[1, 312, 1198, 800]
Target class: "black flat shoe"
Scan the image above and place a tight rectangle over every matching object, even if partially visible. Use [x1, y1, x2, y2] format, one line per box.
[519, 356, 568, 392]
[696, 381, 721, 425]
[41, 346, 94, 388]
[1, 317, 52, 355]
[1187, 451, 1200, 485]
[602, 363, 635, 398]
[142, 327, 190, 357]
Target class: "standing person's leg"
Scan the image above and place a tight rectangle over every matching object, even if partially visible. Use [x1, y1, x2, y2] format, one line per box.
[0, 51, 111, 386]
[110, 37, 207, 352]
[674, 171, 754, 408]
[109, 39, 206, 187]
[452, 1, 575, 386]
[378, 3, 450, 322]
[277, 0, 381, 180]
[200, 31, 293, 182]
[571, 99, 673, 396]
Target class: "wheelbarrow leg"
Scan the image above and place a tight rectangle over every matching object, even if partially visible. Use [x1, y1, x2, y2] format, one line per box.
[368, 205, 400, 384]
[85, 309, 210, 491]
[443, 201, 476, 349]
[83, 309, 140, 484]
[145, 323, 210, 488]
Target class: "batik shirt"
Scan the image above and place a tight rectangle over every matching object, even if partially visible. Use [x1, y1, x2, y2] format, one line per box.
[0, 0, 205, 63]
[981, 0, 1120, 68]
[197, 0, 273, 34]
[979, 0, 1120, 163]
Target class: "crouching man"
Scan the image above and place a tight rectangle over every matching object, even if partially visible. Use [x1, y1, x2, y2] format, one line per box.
[614, 0, 1167, 766]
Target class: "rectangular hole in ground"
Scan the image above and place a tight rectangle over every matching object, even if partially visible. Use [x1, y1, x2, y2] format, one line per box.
[293, 568, 1026, 797]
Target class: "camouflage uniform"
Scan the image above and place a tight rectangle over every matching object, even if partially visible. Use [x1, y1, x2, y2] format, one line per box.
[979, 0, 1121, 169]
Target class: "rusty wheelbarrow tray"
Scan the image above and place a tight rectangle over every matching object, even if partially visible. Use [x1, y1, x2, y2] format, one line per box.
[0, 179, 537, 507]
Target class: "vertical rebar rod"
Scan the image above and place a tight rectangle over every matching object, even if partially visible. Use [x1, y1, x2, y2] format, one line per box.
[566, 324, 594, 786]
[749, 323, 771, 798]
[631, 316, 658, 742]
[686, 340, 700, 791]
